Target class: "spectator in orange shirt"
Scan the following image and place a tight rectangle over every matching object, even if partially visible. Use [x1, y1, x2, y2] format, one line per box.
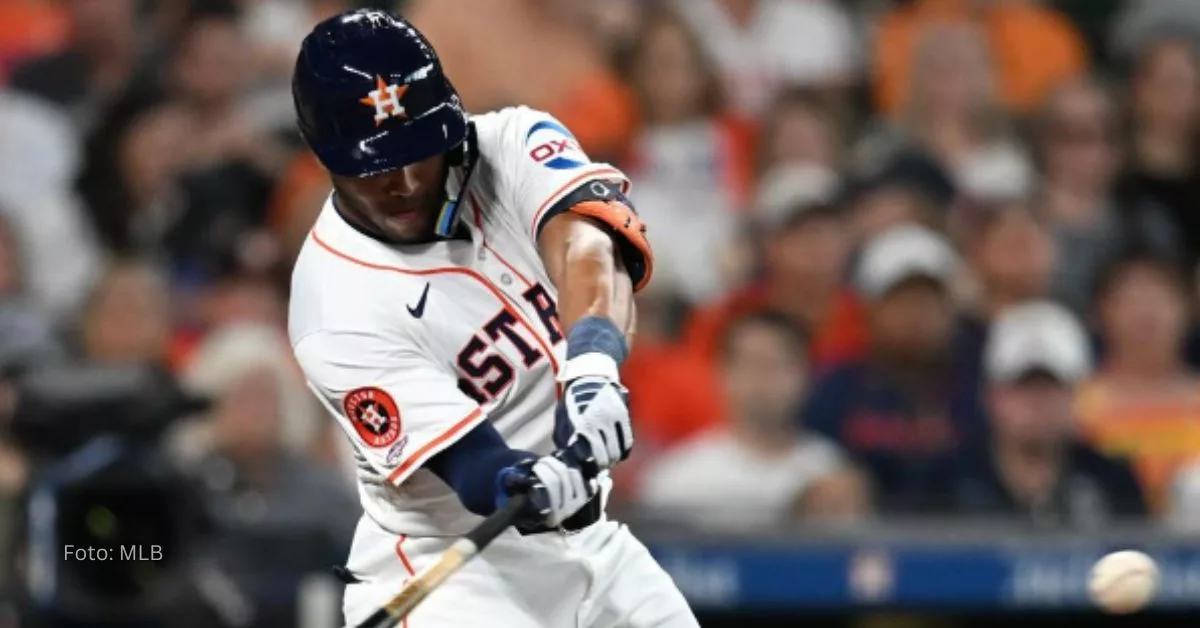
[873, 0, 1088, 116]
[1076, 251, 1200, 514]
[0, 0, 68, 81]
[682, 198, 865, 374]
[860, 20, 1033, 204]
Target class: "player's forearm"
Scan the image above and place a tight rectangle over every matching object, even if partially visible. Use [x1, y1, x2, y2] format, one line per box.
[540, 213, 636, 338]
[558, 238, 635, 337]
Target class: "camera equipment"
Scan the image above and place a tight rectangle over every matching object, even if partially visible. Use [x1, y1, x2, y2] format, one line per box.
[11, 364, 215, 627]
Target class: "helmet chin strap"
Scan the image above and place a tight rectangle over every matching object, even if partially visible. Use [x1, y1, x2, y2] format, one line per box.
[434, 122, 478, 238]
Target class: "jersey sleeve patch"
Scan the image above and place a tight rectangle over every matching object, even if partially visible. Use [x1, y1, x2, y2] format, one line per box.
[343, 386, 403, 448]
[524, 119, 588, 170]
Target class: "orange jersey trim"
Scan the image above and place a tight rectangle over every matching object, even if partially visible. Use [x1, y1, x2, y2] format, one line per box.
[394, 535, 415, 628]
[386, 407, 485, 484]
[310, 229, 559, 373]
[395, 535, 417, 576]
[308, 231, 562, 481]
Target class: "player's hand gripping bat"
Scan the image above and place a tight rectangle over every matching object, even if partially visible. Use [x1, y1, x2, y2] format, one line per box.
[353, 440, 600, 628]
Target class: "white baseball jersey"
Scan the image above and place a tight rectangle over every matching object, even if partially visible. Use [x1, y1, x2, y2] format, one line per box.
[289, 106, 644, 537]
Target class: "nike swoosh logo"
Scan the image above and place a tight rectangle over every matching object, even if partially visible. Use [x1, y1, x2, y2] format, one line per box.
[407, 283, 431, 318]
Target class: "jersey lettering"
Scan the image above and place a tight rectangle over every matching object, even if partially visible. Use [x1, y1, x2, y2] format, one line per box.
[529, 138, 578, 163]
[521, 284, 563, 344]
[455, 309, 548, 403]
[483, 310, 543, 367]
[456, 335, 516, 404]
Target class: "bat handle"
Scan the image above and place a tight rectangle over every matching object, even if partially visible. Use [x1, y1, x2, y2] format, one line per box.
[355, 495, 530, 628]
[465, 492, 528, 550]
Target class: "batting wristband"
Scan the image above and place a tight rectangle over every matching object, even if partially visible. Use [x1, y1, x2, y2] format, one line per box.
[557, 315, 627, 382]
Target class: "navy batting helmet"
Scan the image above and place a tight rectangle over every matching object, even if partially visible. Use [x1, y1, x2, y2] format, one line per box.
[292, 9, 468, 178]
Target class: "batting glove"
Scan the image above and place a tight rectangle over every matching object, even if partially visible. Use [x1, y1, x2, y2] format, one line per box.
[496, 447, 597, 530]
[558, 375, 633, 471]
[557, 315, 635, 471]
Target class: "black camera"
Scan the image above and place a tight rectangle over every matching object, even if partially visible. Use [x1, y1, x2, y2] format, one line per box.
[10, 365, 215, 627]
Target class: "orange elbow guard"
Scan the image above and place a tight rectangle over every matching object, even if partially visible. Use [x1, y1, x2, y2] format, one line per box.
[567, 200, 654, 292]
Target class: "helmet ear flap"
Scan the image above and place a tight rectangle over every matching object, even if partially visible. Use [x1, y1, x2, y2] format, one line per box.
[446, 142, 465, 167]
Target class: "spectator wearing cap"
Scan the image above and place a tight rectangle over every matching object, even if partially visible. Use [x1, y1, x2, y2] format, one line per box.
[933, 302, 1146, 527]
[751, 88, 843, 244]
[954, 201, 1057, 395]
[799, 225, 983, 512]
[639, 312, 864, 532]
[1112, 0, 1200, 65]
[681, 197, 867, 373]
[840, 147, 956, 247]
[1076, 252, 1200, 515]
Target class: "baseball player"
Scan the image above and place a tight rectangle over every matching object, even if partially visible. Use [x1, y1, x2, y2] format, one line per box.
[286, 9, 697, 628]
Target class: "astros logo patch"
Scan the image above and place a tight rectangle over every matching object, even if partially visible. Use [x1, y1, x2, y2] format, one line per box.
[359, 75, 409, 126]
[343, 386, 402, 447]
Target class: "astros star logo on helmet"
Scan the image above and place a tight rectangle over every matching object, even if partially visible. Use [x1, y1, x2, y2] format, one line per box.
[360, 75, 409, 126]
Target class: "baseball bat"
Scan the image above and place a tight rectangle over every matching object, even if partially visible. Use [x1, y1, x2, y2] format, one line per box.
[353, 493, 529, 628]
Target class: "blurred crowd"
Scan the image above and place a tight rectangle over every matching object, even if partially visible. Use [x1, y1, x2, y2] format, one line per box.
[0, 0, 1196, 598]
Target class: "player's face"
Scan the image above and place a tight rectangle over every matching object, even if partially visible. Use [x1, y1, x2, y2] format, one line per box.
[332, 153, 448, 242]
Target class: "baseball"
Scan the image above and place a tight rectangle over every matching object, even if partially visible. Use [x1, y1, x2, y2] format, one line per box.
[1088, 550, 1159, 614]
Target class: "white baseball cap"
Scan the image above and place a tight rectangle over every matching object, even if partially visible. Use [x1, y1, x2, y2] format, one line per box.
[855, 224, 958, 300]
[985, 301, 1092, 384]
[754, 164, 840, 229]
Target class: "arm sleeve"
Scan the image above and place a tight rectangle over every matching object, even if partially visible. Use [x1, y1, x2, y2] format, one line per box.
[425, 420, 534, 516]
[497, 107, 653, 291]
[293, 330, 489, 487]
